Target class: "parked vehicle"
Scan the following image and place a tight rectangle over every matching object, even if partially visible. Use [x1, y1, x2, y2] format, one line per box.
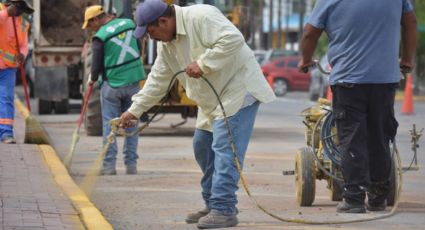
[253, 50, 270, 65]
[308, 55, 330, 101]
[269, 49, 298, 60]
[261, 56, 311, 96]
[32, 0, 86, 114]
[254, 49, 298, 66]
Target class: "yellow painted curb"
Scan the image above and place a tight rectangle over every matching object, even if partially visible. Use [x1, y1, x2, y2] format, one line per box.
[14, 97, 113, 230]
[39, 145, 113, 230]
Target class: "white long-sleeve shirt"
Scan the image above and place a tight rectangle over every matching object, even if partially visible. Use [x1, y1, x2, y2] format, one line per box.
[128, 4, 275, 131]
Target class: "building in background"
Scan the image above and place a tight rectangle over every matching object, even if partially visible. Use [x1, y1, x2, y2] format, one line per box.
[262, 0, 313, 51]
[165, 0, 313, 51]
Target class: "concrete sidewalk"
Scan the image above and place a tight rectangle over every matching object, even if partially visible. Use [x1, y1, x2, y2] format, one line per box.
[0, 99, 112, 230]
[0, 112, 85, 229]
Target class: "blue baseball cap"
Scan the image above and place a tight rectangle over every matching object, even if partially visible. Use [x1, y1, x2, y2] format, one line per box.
[134, 0, 168, 38]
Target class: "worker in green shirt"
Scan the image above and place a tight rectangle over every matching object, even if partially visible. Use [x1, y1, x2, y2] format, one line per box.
[82, 5, 146, 175]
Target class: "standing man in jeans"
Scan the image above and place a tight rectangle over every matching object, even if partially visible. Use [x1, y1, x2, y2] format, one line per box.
[298, 0, 417, 213]
[0, 0, 33, 144]
[119, 0, 275, 228]
[82, 5, 146, 175]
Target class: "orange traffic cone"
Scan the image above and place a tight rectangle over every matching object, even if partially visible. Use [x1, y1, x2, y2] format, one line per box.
[267, 75, 274, 91]
[401, 73, 414, 114]
[326, 85, 333, 101]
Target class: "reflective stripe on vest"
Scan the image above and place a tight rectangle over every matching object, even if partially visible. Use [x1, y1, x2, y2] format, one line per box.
[110, 30, 139, 65]
[0, 49, 16, 64]
[94, 18, 145, 87]
[0, 118, 14, 125]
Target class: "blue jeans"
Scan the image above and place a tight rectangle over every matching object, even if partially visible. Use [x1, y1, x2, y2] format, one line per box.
[100, 82, 140, 169]
[0, 68, 16, 141]
[193, 102, 260, 215]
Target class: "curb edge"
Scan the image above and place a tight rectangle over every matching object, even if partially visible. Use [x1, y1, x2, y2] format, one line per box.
[14, 98, 113, 230]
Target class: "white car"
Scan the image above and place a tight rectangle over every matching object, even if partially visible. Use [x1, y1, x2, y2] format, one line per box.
[253, 50, 271, 65]
[254, 49, 299, 66]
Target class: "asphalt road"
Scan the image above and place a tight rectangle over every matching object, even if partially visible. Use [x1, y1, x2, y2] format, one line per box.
[20, 90, 425, 230]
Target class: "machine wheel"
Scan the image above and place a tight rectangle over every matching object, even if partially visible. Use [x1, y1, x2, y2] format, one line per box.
[54, 99, 69, 114]
[273, 79, 288, 97]
[387, 156, 398, 206]
[82, 42, 102, 136]
[295, 147, 316, 206]
[38, 99, 53, 114]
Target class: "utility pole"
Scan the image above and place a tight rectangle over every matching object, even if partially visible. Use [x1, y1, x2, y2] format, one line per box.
[277, 0, 282, 48]
[285, 0, 290, 50]
[259, 0, 264, 49]
[268, 0, 273, 49]
[245, 0, 255, 49]
[298, 0, 305, 52]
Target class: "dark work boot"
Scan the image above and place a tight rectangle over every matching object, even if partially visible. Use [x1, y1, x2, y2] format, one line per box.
[366, 200, 387, 211]
[197, 210, 238, 229]
[1, 136, 16, 144]
[367, 183, 389, 211]
[185, 207, 210, 224]
[336, 200, 366, 213]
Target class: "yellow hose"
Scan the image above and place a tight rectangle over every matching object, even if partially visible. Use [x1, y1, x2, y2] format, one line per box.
[85, 72, 405, 224]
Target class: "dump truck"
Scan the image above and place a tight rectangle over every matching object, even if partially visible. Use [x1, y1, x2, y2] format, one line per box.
[32, 0, 88, 114]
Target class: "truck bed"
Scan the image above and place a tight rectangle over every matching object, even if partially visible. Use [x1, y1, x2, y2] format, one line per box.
[40, 0, 88, 46]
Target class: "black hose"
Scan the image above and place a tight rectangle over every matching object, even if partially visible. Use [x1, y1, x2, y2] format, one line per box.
[320, 112, 343, 166]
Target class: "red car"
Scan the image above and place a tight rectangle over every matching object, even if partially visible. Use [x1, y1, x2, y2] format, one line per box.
[261, 56, 311, 96]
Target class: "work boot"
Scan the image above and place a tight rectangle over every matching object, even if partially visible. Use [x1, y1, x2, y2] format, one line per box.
[185, 207, 210, 224]
[366, 200, 387, 211]
[367, 184, 388, 211]
[100, 168, 117, 176]
[126, 165, 138, 175]
[336, 200, 366, 213]
[1, 136, 16, 144]
[197, 210, 238, 229]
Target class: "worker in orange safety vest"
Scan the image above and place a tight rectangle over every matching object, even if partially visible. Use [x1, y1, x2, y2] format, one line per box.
[0, 0, 33, 144]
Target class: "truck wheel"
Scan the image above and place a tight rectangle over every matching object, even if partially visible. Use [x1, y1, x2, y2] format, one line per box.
[273, 79, 288, 97]
[82, 43, 102, 136]
[54, 99, 69, 114]
[387, 156, 397, 206]
[295, 147, 316, 206]
[84, 89, 102, 136]
[38, 99, 53, 114]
